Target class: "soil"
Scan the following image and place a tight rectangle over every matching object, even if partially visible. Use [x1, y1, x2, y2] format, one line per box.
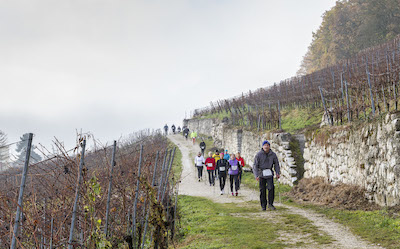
[287, 177, 381, 211]
[169, 134, 384, 249]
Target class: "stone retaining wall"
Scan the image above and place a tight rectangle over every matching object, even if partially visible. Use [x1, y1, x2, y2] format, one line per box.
[185, 113, 400, 206]
[304, 113, 400, 206]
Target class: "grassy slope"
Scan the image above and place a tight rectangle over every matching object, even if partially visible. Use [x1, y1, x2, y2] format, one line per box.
[197, 106, 324, 135]
[176, 195, 332, 248]
[281, 107, 324, 134]
[172, 144, 183, 181]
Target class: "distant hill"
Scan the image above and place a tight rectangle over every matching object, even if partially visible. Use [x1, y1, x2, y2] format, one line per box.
[298, 0, 400, 75]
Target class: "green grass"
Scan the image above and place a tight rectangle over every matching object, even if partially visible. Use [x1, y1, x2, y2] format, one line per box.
[298, 205, 400, 249]
[281, 107, 324, 134]
[176, 195, 332, 248]
[197, 111, 231, 120]
[288, 137, 304, 180]
[279, 212, 333, 245]
[168, 140, 183, 181]
[195, 106, 324, 135]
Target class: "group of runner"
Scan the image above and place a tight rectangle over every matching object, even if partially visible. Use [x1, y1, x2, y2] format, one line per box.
[167, 125, 280, 210]
[192, 137, 281, 211]
[163, 124, 182, 135]
[194, 149, 245, 196]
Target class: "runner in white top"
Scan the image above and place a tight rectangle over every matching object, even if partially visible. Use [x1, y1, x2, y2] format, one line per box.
[194, 152, 205, 181]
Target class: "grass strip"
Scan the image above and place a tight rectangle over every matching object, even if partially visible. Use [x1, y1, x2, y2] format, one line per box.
[176, 195, 334, 248]
[168, 139, 183, 181]
[297, 205, 400, 249]
[176, 195, 286, 249]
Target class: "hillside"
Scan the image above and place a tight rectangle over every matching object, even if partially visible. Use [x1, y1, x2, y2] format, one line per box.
[193, 33, 400, 135]
[299, 0, 400, 74]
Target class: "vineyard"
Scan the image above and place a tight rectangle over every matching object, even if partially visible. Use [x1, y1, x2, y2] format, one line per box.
[194, 35, 400, 131]
[0, 131, 180, 248]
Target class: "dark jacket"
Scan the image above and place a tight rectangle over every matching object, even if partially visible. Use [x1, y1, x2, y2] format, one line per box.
[253, 149, 280, 179]
[216, 158, 229, 175]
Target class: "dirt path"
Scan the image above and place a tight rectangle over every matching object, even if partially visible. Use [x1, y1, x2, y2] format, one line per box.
[169, 134, 384, 249]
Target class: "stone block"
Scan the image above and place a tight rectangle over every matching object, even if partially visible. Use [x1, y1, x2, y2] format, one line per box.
[387, 171, 395, 183]
[289, 168, 297, 176]
[281, 141, 290, 150]
[286, 157, 295, 164]
[285, 150, 292, 157]
[394, 165, 400, 178]
[393, 119, 400, 131]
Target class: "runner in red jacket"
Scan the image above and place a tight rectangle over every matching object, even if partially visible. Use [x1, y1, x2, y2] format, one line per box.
[205, 152, 216, 186]
[236, 152, 245, 189]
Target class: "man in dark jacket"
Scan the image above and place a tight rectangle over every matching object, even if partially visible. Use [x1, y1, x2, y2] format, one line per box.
[216, 155, 229, 195]
[183, 127, 189, 140]
[253, 140, 280, 211]
[199, 140, 206, 156]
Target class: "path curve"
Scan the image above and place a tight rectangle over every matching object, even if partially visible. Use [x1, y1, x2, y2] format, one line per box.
[169, 134, 383, 249]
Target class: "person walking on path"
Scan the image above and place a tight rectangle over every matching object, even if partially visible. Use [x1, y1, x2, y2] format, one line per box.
[205, 152, 216, 186]
[216, 154, 229, 195]
[164, 124, 168, 136]
[183, 127, 189, 140]
[223, 149, 230, 160]
[194, 152, 205, 182]
[171, 124, 176, 134]
[228, 153, 240, 196]
[212, 150, 221, 180]
[236, 152, 245, 189]
[190, 131, 197, 145]
[253, 140, 280, 211]
[199, 139, 206, 156]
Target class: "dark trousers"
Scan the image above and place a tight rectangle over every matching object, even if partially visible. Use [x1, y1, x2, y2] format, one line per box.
[196, 166, 203, 179]
[207, 170, 215, 185]
[259, 177, 275, 208]
[238, 170, 242, 188]
[219, 173, 227, 191]
[229, 174, 239, 192]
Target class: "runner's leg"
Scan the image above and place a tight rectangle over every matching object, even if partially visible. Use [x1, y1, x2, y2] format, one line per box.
[267, 177, 275, 206]
[234, 175, 239, 192]
[259, 177, 267, 209]
[230, 175, 234, 193]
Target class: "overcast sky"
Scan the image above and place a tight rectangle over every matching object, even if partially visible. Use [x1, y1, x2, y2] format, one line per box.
[1, 0, 336, 152]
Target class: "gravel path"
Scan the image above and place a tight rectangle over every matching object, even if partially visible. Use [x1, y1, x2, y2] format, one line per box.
[169, 134, 384, 249]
